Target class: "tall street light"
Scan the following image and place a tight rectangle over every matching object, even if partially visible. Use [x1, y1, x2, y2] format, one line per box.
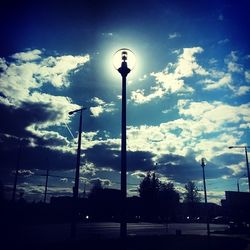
[69, 107, 86, 238]
[229, 146, 250, 192]
[200, 157, 210, 236]
[12, 138, 23, 202]
[113, 48, 135, 240]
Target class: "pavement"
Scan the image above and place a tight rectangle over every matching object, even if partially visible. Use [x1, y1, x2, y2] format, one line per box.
[4, 222, 250, 250]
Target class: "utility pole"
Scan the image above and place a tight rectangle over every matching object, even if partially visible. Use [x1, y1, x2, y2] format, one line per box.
[44, 169, 49, 203]
[69, 107, 86, 238]
[201, 158, 210, 236]
[229, 146, 250, 192]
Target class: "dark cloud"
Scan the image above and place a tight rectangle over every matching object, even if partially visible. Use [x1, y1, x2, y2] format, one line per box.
[84, 144, 155, 172]
[156, 154, 233, 183]
[212, 153, 244, 166]
[0, 101, 59, 138]
[0, 134, 75, 173]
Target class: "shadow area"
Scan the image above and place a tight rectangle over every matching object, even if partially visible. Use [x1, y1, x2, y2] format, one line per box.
[4, 235, 248, 250]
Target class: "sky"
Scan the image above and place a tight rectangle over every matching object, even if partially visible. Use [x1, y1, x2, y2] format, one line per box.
[0, 0, 250, 204]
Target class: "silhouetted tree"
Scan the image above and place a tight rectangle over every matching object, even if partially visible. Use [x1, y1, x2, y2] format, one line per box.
[88, 179, 103, 199]
[159, 182, 179, 221]
[183, 181, 201, 203]
[183, 181, 201, 221]
[138, 172, 160, 201]
[139, 173, 179, 221]
[138, 172, 160, 220]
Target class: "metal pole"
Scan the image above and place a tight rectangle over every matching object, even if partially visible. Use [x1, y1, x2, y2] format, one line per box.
[74, 108, 82, 199]
[12, 139, 22, 202]
[71, 108, 83, 238]
[120, 74, 127, 239]
[118, 58, 130, 241]
[44, 169, 49, 203]
[237, 178, 240, 192]
[201, 159, 210, 236]
[244, 147, 250, 192]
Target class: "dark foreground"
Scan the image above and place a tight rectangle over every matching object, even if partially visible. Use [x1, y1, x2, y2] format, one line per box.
[4, 235, 248, 250]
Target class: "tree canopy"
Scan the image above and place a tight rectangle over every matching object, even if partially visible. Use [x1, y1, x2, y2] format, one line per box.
[183, 181, 201, 203]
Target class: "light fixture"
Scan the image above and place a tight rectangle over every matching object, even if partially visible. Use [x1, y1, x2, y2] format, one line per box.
[113, 48, 136, 71]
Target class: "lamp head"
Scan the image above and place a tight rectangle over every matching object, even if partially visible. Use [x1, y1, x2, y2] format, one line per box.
[121, 51, 128, 62]
[228, 146, 233, 149]
[200, 157, 206, 167]
[113, 48, 136, 72]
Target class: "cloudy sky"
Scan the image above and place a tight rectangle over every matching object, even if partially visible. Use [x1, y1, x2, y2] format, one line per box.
[1, 0, 250, 203]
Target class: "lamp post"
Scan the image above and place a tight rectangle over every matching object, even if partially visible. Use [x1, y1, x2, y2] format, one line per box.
[44, 168, 49, 203]
[229, 146, 250, 192]
[113, 48, 135, 240]
[237, 177, 240, 192]
[12, 138, 23, 202]
[200, 157, 210, 236]
[236, 175, 246, 192]
[69, 107, 86, 238]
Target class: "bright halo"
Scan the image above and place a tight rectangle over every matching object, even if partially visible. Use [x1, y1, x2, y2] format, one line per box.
[113, 48, 136, 70]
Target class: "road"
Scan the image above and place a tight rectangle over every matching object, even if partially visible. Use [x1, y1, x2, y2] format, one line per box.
[12, 222, 229, 244]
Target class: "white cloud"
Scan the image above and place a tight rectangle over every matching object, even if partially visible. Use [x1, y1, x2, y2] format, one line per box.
[245, 71, 250, 82]
[131, 171, 147, 178]
[224, 51, 243, 73]
[101, 32, 113, 37]
[11, 49, 42, 61]
[131, 88, 165, 104]
[172, 49, 181, 55]
[90, 106, 104, 117]
[90, 97, 116, 117]
[121, 100, 249, 167]
[174, 47, 208, 78]
[168, 32, 181, 39]
[38, 54, 90, 87]
[227, 62, 243, 73]
[138, 74, 147, 81]
[28, 92, 80, 126]
[235, 86, 250, 96]
[0, 50, 90, 106]
[0, 49, 91, 154]
[178, 100, 250, 125]
[218, 38, 229, 45]
[208, 58, 218, 64]
[130, 47, 204, 104]
[202, 73, 232, 90]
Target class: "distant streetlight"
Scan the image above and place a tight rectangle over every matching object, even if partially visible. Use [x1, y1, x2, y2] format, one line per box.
[236, 175, 246, 192]
[12, 138, 23, 202]
[113, 48, 135, 240]
[69, 107, 86, 238]
[44, 168, 49, 203]
[228, 146, 250, 192]
[200, 158, 210, 236]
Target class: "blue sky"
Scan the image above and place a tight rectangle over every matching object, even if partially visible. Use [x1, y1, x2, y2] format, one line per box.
[0, 0, 250, 203]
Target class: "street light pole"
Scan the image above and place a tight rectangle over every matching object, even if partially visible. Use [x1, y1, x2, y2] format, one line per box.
[44, 168, 49, 203]
[245, 147, 250, 192]
[201, 158, 210, 236]
[12, 138, 22, 202]
[114, 49, 134, 240]
[229, 146, 250, 192]
[69, 107, 86, 238]
[237, 178, 240, 192]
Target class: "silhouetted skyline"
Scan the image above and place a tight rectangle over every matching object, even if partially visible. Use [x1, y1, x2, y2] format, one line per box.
[0, 0, 250, 203]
